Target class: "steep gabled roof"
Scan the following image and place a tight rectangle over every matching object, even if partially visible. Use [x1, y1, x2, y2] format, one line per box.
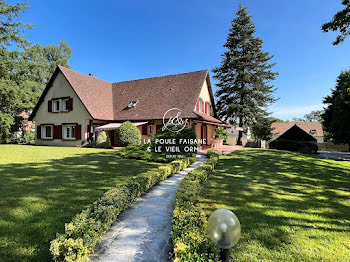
[29, 66, 217, 122]
[111, 70, 209, 121]
[277, 124, 317, 142]
[271, 122, 324, 137]
[58, 66, 114, 120]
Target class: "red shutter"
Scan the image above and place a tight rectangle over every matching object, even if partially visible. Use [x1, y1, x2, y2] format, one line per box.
[209, 104, 212, 116]
[48, 101, 52, 112]
[76, 125, 81, 140]
[67, 98, 73, 111]
[37, 125, 41, 139]
[142, 125, 147, 135]
[53, 125, 62, 139]
[156, 125, 162, 133]
[196, 99, 199, 111]
[205, 102, 208, 114]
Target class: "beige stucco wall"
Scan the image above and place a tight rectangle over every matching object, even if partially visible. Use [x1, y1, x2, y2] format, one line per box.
[33, 71, 92, 146]
[194, 79, 212, 111]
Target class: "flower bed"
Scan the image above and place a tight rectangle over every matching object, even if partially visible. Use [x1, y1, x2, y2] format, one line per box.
[171, 151, 220, 261]
[50, 157, 195, 261]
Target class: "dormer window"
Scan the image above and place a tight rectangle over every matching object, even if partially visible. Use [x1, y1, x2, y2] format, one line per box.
[128, 100, 139, 109]
[310, 129, 317, 135]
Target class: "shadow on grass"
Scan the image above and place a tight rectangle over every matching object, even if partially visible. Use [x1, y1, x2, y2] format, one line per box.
[0, 150, 160, 262]
[200, 149, 350, 260]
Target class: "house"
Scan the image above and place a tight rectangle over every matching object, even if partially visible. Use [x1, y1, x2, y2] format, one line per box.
[274, 124, 317, 143]
[29, 66, 229, 147]
[227, 126, 251, 146]
[271, 122, 324, 143]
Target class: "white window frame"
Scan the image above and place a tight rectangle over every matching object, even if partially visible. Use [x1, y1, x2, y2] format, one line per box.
[53, 99, 60, 112]
[62, 99, 69, 112]
[63, 124, 76, 140]
[41, 125, 53, 139]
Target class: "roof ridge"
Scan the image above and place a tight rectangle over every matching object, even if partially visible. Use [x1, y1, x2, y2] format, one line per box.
[58, 65, 112, 85]
[112, 69, 208, 85]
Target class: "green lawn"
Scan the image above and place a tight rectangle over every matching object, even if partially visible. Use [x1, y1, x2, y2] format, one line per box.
[199, 149, 350, 262]
[0, 145, 161, 262]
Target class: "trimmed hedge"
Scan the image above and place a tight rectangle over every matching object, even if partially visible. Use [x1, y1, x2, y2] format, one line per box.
[269, 138, 318, 154]
[116, 121, 141, 147]
[50, 157, 195, 262]
[171, 153, 220, 262]
[96, 131, 111, 149]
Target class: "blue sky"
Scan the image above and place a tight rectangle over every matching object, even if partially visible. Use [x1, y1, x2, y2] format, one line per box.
[18, 0, 349, 120]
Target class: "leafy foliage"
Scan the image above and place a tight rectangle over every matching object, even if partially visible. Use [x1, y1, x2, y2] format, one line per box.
[0, 1, 72, 143]
[96, 131, 111, 148]
[322, 70, 350, 149]
[214, 126, 228, 140]
[115, 121, 141, 147]
[50, 157, 195, 262]
[171, 153, 220, 261]
[322, 0, 350, 45]
[251, 117, 274, 141]
[212, 4, 278, 144]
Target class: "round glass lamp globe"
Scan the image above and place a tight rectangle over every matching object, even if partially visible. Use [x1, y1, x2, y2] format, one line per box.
[207, 209, 241, 249]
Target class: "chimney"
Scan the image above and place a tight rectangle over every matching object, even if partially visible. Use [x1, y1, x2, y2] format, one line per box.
[89, 73, 93, 77]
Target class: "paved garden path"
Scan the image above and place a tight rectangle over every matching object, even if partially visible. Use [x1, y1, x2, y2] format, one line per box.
[90, 155, 207, 262]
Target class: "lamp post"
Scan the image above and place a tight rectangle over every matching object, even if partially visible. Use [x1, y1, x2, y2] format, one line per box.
[207, 209, 241, 262]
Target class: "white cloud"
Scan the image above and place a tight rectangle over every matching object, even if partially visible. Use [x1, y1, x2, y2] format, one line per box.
[269, 104, 324, 120]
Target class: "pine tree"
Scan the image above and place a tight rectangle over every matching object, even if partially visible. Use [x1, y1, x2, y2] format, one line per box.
[213, 4, 278, 145]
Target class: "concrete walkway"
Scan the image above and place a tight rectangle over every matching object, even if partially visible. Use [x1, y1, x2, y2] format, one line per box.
[90, 155, 207, 262]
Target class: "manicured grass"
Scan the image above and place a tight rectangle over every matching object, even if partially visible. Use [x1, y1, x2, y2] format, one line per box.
[199, 148, 350, 261]
[0, 145, 161, 262]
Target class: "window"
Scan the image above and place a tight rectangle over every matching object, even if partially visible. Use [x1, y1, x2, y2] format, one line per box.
[63, 125, 76, 140]
[62, 99, 68, 111]
[147, 125, 154, 135]
[53, 100, 60, 112]
[310, 129, 317, 135]
[127, 100, 139, 109]
[42, 125, 53, 139]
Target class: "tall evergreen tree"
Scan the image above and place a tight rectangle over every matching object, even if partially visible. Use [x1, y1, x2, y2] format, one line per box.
[213, 4, 278, 145]
[322, 70, 350, 150]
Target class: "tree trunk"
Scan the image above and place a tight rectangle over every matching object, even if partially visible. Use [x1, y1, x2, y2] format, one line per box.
[237, 117, 243, 146]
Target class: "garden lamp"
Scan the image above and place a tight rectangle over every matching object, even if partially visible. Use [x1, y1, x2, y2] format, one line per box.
[207, 209, 241, 262]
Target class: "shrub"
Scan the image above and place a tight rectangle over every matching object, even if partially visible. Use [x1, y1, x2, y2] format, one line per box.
[269, 139, 318, 154]
[50, 157, 196, 262]
[24, 130, 35, 144]
[171, 153, 220, 261]
[96, 131, 111, 148]
[116, 121, 141, 147]
[214, 127, 229, 141]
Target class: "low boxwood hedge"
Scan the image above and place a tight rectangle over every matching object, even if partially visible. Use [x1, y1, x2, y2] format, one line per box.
[171, 152, 220, 262]
[50, 157, 195, 262]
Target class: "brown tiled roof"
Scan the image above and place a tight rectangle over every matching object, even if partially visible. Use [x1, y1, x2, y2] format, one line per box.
[193, 111, 224, 124]
[59, 66, 114, 120]
[111, 70, 209, 121]
[271, 122, 324, 137]
[30, 66, 218, 123]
